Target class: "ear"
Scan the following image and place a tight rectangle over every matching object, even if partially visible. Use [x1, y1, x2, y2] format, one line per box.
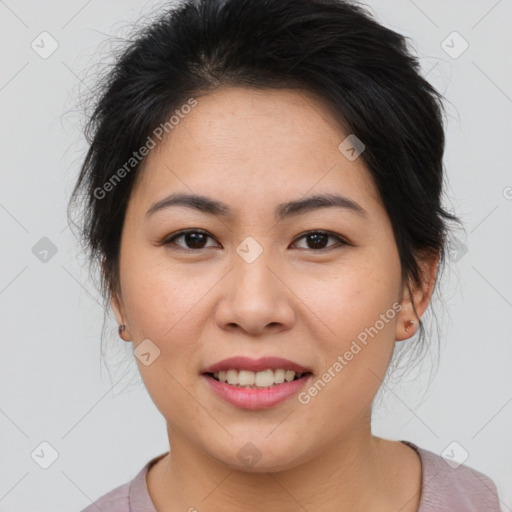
[103, 258, 132, 341]
[110, 291, 132, 342]
[395, 251, 439, 341]
[110, 291, 124, 325]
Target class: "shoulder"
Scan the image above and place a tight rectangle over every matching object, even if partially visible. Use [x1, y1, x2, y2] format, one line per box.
[401, 440, 501, 511]
[79, 452, 167, 512]
[80, 481, 130, 512]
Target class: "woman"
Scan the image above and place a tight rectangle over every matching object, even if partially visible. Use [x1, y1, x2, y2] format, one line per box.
[69, 0, 502, 510]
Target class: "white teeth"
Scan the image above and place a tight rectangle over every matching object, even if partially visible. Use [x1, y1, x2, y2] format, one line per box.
[255, 369, 274, 387]
[285, 370, 295, 382]
[211, 369, 307, 388]
[238, 370, 255, 386]
[226, 369, 238, 385]
[274, 369, 285, 384]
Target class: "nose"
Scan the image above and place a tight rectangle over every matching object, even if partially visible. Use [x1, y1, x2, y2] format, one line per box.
[214, 249, 296, 336]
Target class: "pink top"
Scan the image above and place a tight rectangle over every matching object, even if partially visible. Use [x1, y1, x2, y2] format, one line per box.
[80, 440, 501, 511]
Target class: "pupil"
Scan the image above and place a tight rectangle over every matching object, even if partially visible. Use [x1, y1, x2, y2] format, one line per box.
[308, 233, 327, 249]
[186, 232, 206, 248]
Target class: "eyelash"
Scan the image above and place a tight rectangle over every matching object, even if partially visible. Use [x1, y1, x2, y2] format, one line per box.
[162, 229, 349, 252]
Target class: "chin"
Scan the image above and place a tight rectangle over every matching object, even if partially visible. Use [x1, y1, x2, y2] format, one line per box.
[207, 436, 314, 473]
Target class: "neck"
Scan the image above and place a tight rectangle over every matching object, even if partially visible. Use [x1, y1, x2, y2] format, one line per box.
[147, 419, 419, 512]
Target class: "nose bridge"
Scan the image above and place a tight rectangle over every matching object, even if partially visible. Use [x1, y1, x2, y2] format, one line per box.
[232, 239, 279, 303]
[215, 238, 295, 333]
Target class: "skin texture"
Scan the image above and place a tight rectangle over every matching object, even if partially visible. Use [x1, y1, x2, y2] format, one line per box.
[111, 86, 439, 511]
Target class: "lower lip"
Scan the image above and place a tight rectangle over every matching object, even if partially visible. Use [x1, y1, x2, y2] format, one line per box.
[202, 373, 312, 410]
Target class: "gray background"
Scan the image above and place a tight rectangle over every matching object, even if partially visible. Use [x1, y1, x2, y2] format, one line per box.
[1, 0, 511, 510]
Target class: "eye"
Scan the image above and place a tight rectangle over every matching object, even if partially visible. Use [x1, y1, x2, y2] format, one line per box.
[163, 229, 348, 252]
[292, 230, 348, 251]
[163, 229, 220, 251]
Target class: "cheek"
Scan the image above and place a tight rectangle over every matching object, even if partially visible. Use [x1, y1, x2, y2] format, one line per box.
[121, 257, 214, 343]
[295, 261, 400, 342]
[121, 264, 210, 419]
[297, 307, 396, 430]
[292, 261, 399, 409]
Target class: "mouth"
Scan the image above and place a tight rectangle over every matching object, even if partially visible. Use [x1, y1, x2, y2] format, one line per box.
[201, 356, 314, 408]
[204, 369, 313, 389]
[202, 369, 313, 409]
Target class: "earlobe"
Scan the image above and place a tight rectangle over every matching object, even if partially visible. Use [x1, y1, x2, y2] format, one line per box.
[395, 299, 420, 341]
[118, 323, 130, 341]
[404, 319, 416, 333]
[110, 293, 132, 342]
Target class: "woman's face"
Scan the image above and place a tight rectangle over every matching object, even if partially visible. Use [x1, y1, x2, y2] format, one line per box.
[111, 86, 423, 471]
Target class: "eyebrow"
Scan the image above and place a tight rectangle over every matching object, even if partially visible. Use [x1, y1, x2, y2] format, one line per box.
[146, 192, 367, 221]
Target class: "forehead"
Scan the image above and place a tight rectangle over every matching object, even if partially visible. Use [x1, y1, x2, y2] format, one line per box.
[131, 86, 382, 216]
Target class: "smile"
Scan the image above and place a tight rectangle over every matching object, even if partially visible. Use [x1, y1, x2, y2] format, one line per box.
[203, 371, 313, 410]
[209, 369, 308, 388]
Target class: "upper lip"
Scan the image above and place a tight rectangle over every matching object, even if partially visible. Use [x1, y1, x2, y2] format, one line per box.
[202, 356, 312, 374]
